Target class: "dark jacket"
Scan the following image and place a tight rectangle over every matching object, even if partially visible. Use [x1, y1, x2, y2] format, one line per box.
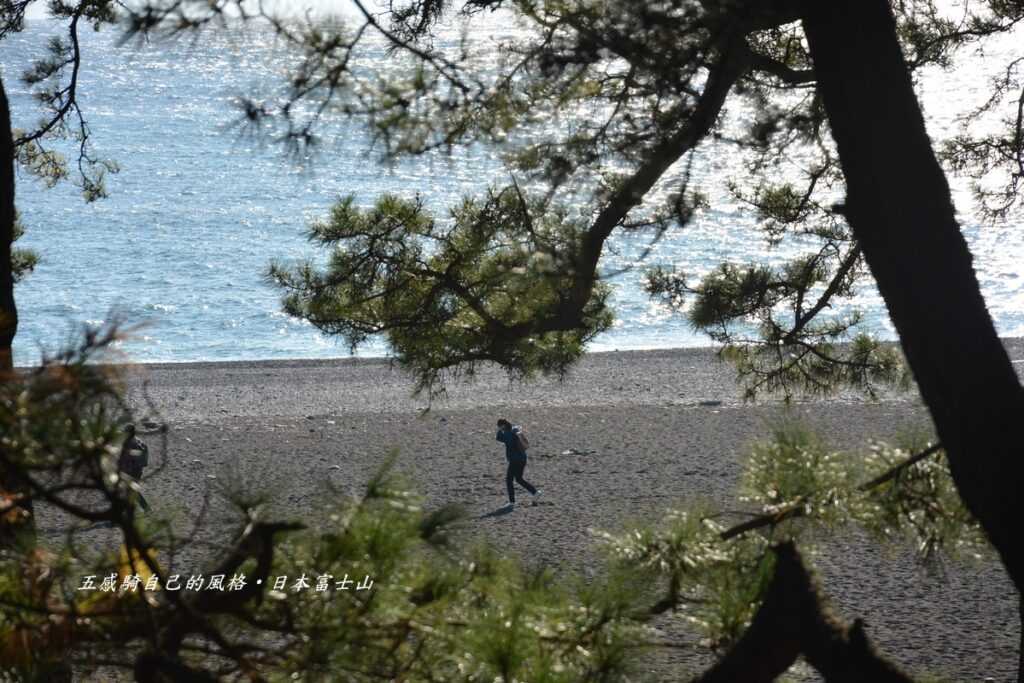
[496, 426, 527, 463]
[118, 436, 149, 479]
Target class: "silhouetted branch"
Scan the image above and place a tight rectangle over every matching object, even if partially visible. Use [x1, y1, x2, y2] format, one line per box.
[695, 542, 913, 682]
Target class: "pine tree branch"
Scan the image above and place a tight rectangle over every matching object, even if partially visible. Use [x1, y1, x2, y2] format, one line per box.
[857, 443, 942, 492]
[718, 498, 807, 541]
[717, 443, 943, 541]
[539, 24, 753, 336]
[13, 9, 84, 148]
[744, 46, 815, 85]
[784, 245, 862, 343]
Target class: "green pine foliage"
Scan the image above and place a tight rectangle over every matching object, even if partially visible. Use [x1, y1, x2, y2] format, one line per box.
[739, 422, 856, 530]
[854, 440, 991, 565]
[644, 177, 909, 401]
[5, 1, 121, 201]
[268, 189, 614, 396]
[11, 214, 39, 283]
[595, 420, 989, 661]
[595, 506, 774, 651]
[735, 421, 987, 564]
[215, 479, 653, 681]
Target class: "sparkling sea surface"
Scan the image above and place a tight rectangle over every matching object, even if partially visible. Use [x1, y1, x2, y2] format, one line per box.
[3, 17, 1022, 366]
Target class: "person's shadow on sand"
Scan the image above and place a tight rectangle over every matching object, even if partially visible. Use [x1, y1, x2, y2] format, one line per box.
[479, 505, 516, 519]
[478, 500, 552, 519]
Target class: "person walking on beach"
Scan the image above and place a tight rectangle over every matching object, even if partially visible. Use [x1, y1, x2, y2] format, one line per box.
[496, 418, 540, 509]
[118, 424, 150, 511]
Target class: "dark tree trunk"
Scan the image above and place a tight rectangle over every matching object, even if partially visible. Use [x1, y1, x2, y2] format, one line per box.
[801, 0, 1024, 596]
[0, 75, 32, 548]
[0, 76, 15, 373]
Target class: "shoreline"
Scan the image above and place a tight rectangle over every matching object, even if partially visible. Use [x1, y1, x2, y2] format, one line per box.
[25, 334, 1024, 370]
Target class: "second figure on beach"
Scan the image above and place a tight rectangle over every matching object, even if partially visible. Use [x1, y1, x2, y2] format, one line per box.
[496, 418, 541, 509]
[118, 423, 151, 512]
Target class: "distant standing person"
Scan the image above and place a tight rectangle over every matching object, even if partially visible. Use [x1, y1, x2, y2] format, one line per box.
[118, 424, 150, 511]
[496, 418, 541, 509]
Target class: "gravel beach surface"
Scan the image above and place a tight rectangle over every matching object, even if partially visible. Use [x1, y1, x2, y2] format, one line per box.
[40, 343, 1024, 681]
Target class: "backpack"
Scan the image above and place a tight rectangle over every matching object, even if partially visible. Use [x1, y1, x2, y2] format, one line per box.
[517, 431, 530, 452]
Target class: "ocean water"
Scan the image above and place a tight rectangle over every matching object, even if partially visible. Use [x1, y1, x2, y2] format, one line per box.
[2, 17, 1022, 366]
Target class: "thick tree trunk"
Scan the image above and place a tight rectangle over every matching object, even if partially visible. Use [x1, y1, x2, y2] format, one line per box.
[0, 76, 15, 373]
[801, 0, 1024, 598]
[0, 75, 32, 548]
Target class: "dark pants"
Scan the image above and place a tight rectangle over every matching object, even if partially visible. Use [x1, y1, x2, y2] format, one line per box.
[123, 474, 150, 511]
[506, 458, 536, 503]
